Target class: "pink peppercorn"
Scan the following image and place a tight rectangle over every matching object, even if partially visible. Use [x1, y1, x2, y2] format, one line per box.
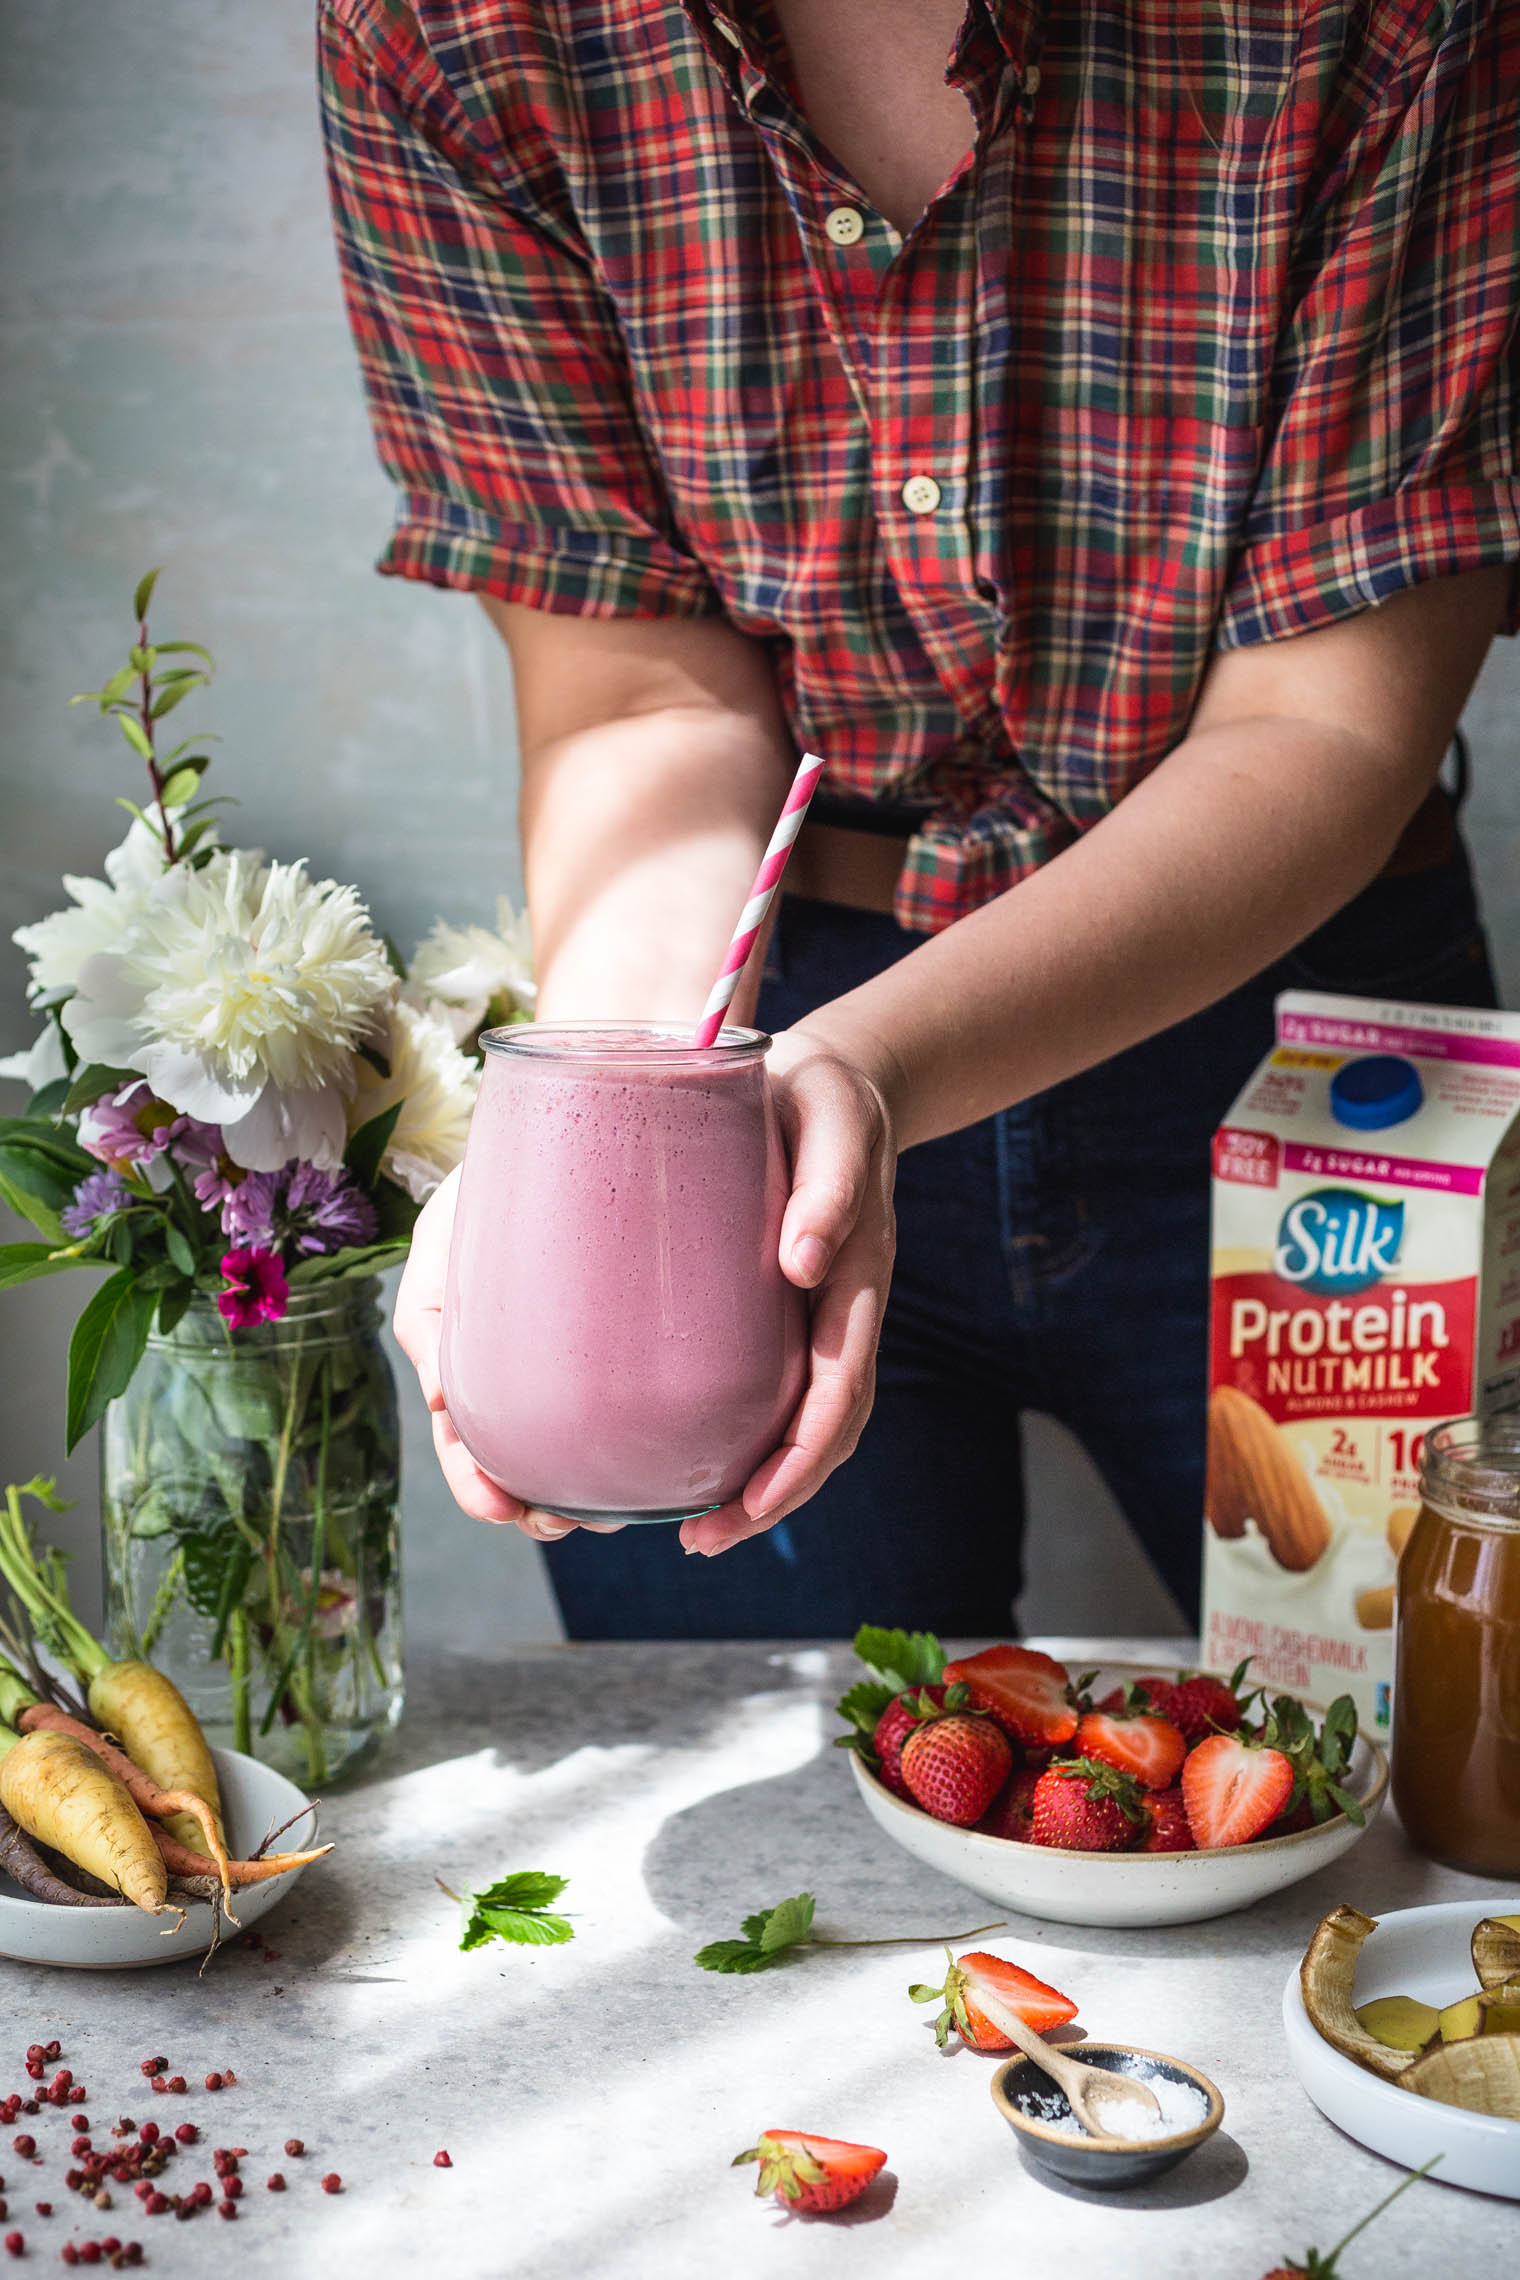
[78, 2248, 101, 2267]
[4, 2236, 21, 2258]
[163, 2080, 184, 2097]
[222, 2178, 241, 2201]
[265, 2175, 285, 2193]
[71, 2142, 90, 2160]
[172, 2127, 195, 2148]
[12, 2142, 33, 2161]
[321, 2174, 341, 2195]
[283, 2139, 303, 2158]
[218, 2072, 236, 2088]
[62, 2249, 79, 2269]
[34, 2202, 50, 2216]
[217, 2202, 236, 2222]
[190, 2185, 212, 2209]
[432, 2151, 451, 2169]
[52, 2073, 71, 2093]
[135, 2129, 156, 2150]
[43, 2049, 59, 2066]
[66, 2093, 86, 2110]
[137, 2064, 162, 2081]
[202, 2075, 221, 2093]
[143, 2195, 168, 2218]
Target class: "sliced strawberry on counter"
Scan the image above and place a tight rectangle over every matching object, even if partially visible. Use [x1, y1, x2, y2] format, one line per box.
[869, 1684, 959, 1799]
[1181, 1733, 1295, 1849]
[1139, 1785, 1196, 1853]
[731, 2131, 886, 2214]
[1160, 1667, 1250, 1745]
[976, 1764, 1040, 1841]
[899, 1712, 1012, 1826]
[1074, 1708, 1187, 1791]
[941, 1645, 1077, 1750]
[1028, 1757, 1145, 1852]
[909, 1949, 1079, 2051]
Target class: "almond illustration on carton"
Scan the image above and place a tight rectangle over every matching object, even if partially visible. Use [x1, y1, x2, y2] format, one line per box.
[1205, 1385, 1332, 1571]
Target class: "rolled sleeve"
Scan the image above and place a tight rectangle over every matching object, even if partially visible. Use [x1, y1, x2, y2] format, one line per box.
[318, 0, 720, 618]
[1219, 5, 1520, 649]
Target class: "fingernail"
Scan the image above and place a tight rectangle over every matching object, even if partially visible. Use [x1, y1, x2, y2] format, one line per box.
[792, 1234, 828, 1281]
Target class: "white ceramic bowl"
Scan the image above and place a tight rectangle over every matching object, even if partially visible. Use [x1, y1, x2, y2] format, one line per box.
[1282, 1895, 1520, 2199]
[849, 1664, 1387, 1929]
[0, 1746, 319, 1968]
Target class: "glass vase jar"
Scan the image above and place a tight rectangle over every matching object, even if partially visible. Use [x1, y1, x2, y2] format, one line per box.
[101, 1279, 403, 1788]
[1392, 1414, 1520, 1877]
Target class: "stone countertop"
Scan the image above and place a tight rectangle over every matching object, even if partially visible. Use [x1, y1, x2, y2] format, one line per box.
[6, 1635, 1514, 2277]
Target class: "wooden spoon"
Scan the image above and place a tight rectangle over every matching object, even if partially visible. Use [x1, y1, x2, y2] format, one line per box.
[976, 1989, 1164, 2138]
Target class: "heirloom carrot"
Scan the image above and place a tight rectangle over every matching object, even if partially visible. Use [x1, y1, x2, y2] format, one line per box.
[0, 1667, 234, 1909]
[0, 1801, 125, 1907]
[150, 1825, 332, 1886]
[0, 1480, 226, 1859]
[0, 1726, 176, 1918]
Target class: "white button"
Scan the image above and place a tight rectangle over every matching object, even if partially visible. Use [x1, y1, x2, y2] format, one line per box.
[1023, 64, 1041, 96]
[824, 206, 865, 247]
[901, 474, 942, 516]
[713, 16, 741, 44]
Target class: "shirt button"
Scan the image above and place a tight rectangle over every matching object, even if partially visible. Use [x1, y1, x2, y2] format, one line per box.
[900, 474, 942, 516]
[1023, 64, 1041, 95]
[824, 206, 865, 247]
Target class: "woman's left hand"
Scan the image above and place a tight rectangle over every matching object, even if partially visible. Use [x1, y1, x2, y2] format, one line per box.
[678, 1026, 898, 1555]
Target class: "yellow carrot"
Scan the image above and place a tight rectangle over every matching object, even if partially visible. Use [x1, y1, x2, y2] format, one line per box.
[17, 1701, 234, 1910]
[0, 1728, 173, 1916]
[86, 1660, 226, 1860]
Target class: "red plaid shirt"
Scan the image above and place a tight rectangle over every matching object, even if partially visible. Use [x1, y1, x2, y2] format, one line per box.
[320, 0, 1520, 933]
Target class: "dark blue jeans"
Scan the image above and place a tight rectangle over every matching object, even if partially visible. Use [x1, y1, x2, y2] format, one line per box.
[545, 834, 1497, 1639]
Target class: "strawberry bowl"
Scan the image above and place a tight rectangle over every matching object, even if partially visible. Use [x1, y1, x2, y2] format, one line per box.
[848, 1662, 1387, 1930]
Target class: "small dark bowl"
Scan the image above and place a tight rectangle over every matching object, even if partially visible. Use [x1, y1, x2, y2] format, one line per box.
[989, 2043, 1225, 2192]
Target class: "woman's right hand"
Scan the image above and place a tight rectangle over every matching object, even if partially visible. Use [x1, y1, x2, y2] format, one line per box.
[393, 1167, 621, 1544]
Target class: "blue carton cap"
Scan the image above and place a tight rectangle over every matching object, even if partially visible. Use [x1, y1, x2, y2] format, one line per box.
[1329, 1054, 1424, 1132]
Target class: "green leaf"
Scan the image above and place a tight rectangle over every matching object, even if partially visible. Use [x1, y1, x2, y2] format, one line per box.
[63, 1063, 139, 1116]
[0, 1152, 71, 1243]
[157, 763, 202, 804]
[285, 1238, 411, 1287]
[0, 1242, 107, 1294]
[852, 1624, 945, 1690]
[27, 1077, 72, 1119]
[164, 1223, 196, 1276]
[693, 1940, 777, 1975]
[343, 1101, 403, 1194]
[132, 568, 160, 623]
[114, 713, 155, 764]
[458, 1871, 574, 1953]
[150, 685, 201, 725]
[758, 1892, 815, 1953]
[835, 1676, 894, 1738]
[152, 639, 213, 665]
[95, 665, 139, 709]
[64, 1268, 158, 1452]
[156, 1279, 194, 1337]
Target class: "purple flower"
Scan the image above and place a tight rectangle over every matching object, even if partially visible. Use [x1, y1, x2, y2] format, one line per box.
[165, 1116, 238, 1210]
[61, 1168, 130, 1239]
[220, 1160, 377, 1258]
[78, 1082, 172, 1174]
[218, 1247, 289, 1329]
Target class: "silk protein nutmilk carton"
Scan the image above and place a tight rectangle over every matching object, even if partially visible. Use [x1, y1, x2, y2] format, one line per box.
[1202, 990, 1520, 1734]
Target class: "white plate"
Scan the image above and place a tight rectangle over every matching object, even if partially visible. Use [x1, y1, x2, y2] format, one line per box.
[1282, 1896, 1520, 2199]
[849, 1664, 1387, 1929]
[0, 1747, 319, 1968]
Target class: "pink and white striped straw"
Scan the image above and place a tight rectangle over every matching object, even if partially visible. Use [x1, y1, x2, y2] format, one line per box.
[693, 749, 827, 1048]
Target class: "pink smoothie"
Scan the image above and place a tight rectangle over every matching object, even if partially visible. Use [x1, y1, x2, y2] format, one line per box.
[439, 1027, 808, 1519]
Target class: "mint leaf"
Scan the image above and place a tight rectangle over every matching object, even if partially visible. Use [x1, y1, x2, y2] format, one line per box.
[852, 1624, 944, 1690]
[458, 1871, 574, 1953]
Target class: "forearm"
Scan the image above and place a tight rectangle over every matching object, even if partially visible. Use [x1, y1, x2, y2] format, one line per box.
[799, 713, 1438, 1146]
[795, 566, 1509, 1149]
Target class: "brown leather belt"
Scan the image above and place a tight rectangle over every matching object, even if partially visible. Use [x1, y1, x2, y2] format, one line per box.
[784, 783, 1456, 917]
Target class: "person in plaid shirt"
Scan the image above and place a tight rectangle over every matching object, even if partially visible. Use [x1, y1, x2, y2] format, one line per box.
[322, 0, 1520, 1637]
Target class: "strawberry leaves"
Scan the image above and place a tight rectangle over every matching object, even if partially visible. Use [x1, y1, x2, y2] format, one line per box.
[1259, 1692, 1365, 1826]
[833, 1623, 946, 1759]
[451, 1870, 575, 1951]
[696, 1891, 817, 1974]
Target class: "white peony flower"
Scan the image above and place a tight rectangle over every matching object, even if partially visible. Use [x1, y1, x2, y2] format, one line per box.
[0, 1022, 69, 1090]
[10, 809, 202, 1008]
[62, 850, 396, 1173]
[348, 996, 479, 1202]
[405, 893, 536, 1044]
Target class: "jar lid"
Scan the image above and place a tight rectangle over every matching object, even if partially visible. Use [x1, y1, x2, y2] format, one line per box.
[1329, 1054, 1423, 1132]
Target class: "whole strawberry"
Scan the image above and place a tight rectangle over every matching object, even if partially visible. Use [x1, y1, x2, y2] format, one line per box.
[977, 1764, 1040, 1841]
[870, 1683, 960, 1799]
[1159, 1665, 1249, 1745]
[1029, 1758, 1145, 1851]
[900, 1712, 1012, 1826]
[1139, 1785, 1195, 1853]
[908, 1949, 1078, 2050]
[732, 2131, 886, 2214]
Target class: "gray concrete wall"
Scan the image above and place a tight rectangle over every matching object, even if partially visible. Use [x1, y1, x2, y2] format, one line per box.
[2, 1, 1517, 1650]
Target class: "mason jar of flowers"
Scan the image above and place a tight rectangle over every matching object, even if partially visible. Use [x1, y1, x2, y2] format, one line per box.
[0, 573, 534, 1785]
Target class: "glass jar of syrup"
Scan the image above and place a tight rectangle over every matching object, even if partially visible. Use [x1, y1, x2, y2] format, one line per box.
[1391, 1415, 1520, 1877]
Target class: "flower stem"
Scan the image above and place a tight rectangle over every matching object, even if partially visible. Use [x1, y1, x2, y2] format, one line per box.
[806, 1918, 1007, 1950]
[136, 609, 179, 865]
[228, 1607, 252, 1756]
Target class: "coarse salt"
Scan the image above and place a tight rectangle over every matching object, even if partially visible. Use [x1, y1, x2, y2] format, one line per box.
[1018, 2068, 1208, 2142]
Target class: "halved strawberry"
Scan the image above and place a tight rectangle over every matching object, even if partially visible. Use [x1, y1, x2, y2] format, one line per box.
[1075, 1708, 1187, 1791]
[732, 2131, 886, 2213]
[908, 1949, 1078, 2051]
[899, 1712, 1012, 1827]
[1139, 1785, 1196, 1853]
[1028, 1758, 1145, 1852]
[1181, 1733, 1295, 1849]
[976, 1765, 1040, 1841]
[941, 1645, 1077, 1749]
